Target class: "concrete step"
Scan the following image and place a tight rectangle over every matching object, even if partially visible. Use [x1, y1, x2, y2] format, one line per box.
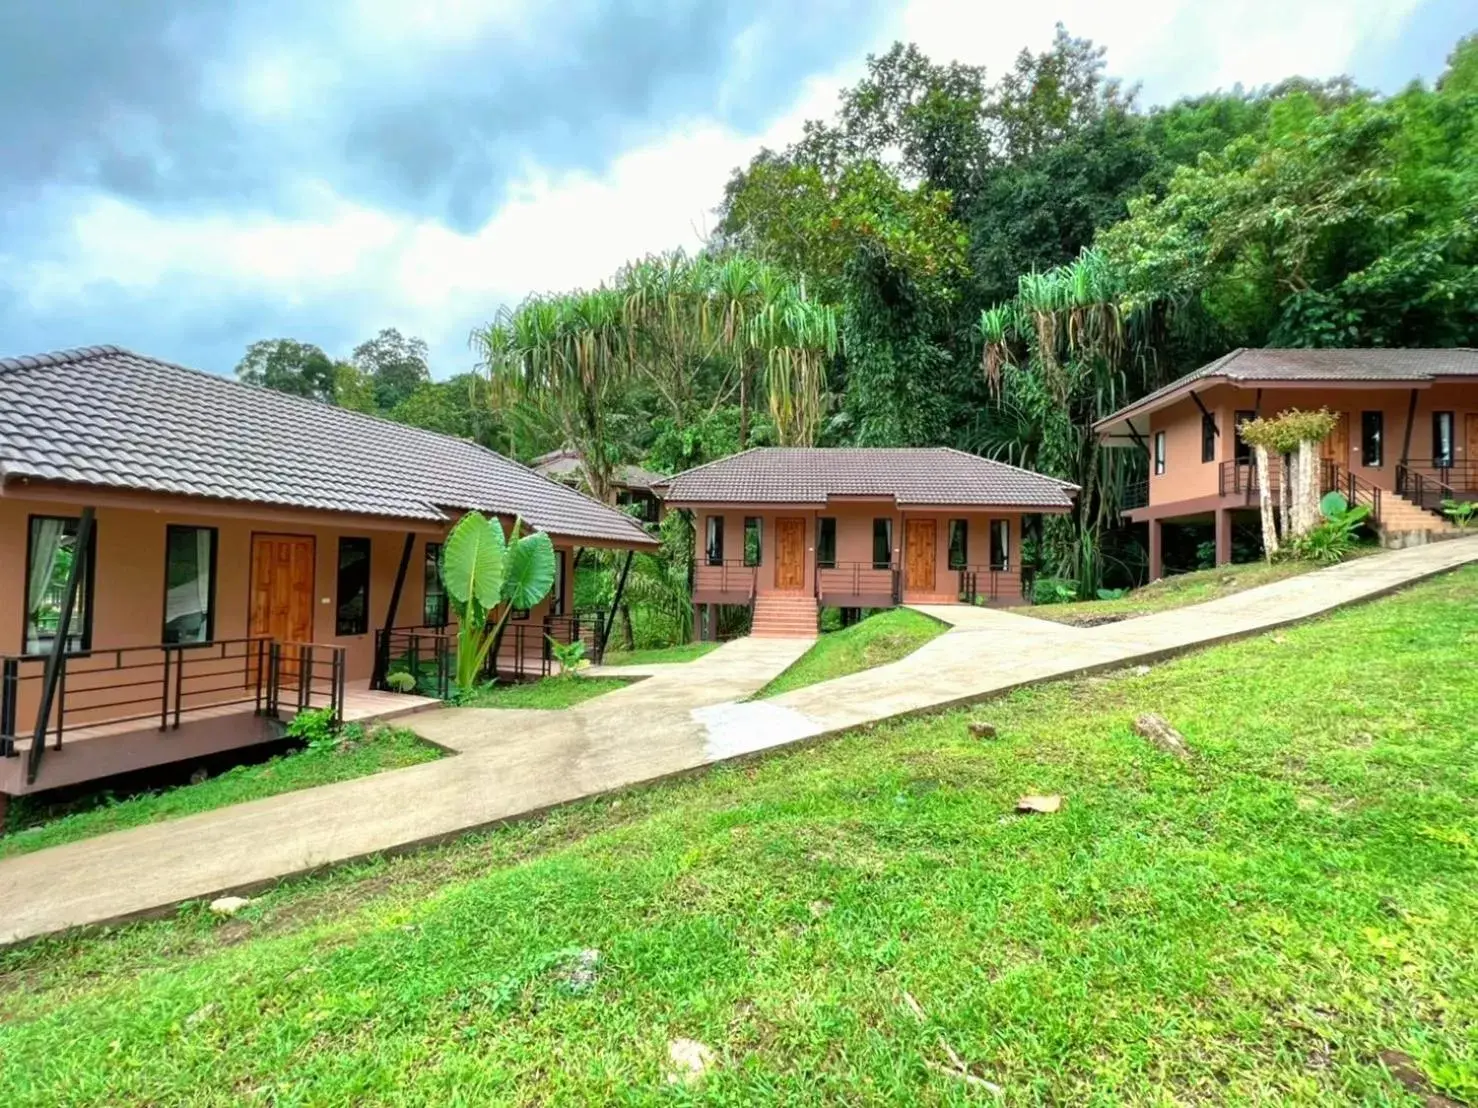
[752, 594, 819, 639]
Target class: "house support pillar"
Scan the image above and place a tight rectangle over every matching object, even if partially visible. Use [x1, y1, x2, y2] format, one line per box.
[372, 532, 417, 690]
[1214, 508, 1233, 567]
[1147, 518, 1164, 582]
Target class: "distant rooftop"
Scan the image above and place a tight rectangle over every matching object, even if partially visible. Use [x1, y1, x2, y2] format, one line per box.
[531, 448, 666, 491]
[1096, 347, 1478, 437]
[0, 345, 656, 546]
[655, 447, 1076, 509]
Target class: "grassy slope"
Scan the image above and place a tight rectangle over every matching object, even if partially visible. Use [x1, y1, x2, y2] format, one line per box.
[0, 728, 440, 860]
[458, 676, 632, 710]
[599, 642, 720, 666]
[755, 608, 947, 699]
[1023, 560, 1318, 624]
[2, 568, 1477, 1105]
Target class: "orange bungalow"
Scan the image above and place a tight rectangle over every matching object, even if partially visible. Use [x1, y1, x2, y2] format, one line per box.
[1095, 348, 1478, 578]
[655, 447, 1076, 638]
[0, 346, 656, 811]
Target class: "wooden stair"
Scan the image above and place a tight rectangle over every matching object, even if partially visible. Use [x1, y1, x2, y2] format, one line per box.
[751, 594, 819, 639]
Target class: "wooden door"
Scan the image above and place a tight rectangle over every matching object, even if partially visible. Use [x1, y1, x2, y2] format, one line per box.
[775, 518, 805, 591]
[1467, 415, 1478, 489]
[250, 534, 316, 653]
[905, 519, 936, 593]
[1322, 412, 1349, 465]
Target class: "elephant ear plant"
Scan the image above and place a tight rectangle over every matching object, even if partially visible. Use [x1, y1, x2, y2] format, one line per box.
[441, 512, 557, 693]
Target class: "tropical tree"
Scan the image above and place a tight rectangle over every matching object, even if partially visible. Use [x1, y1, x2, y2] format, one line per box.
[440, 512, 556, 690]
[235, 339, 338, 402]
[352, 328, 432, 411]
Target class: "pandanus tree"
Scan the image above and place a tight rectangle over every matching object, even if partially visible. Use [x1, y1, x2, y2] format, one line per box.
[974, 248, 1156, 595]
[441, 512, 557, 690]
[1236, 409, 1338, 559]
[473, 250, 840, 501]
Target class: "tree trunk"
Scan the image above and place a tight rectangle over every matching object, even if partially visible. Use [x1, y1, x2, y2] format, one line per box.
[1299, 439, 1321, 534]
[1256, 445, 1279, 560]
[738, 367, 749, 450]
[1278, 453, 1292, 541]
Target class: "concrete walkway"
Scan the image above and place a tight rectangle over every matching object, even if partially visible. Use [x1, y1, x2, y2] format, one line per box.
[2, 537, 1475, 944]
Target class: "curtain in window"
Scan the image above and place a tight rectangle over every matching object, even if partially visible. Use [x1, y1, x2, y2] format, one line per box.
[26, 519, 66, 654]
[194, 529, 212, 626]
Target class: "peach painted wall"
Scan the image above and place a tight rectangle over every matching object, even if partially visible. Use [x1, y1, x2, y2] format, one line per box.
[0, 494, 583, 737]
[1147, 381, 1478, 508]
[693, 504, 1028, 605]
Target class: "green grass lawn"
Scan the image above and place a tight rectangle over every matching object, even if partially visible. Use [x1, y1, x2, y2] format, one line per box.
[754, 608, 947, 699]
[0, 726, 440, 861]
[599, 641, 720, 666]
[1021, 558, 1326, 624]
[458, 675, 632, 710]
[3, 567, 1477, 1105]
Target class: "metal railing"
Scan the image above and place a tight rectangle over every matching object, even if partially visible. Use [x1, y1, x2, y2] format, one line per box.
[693, 559, 758, 597]
[957, 566, 1010, 605]
[2, 638, 274, 774]
[1398, 461, 1478, 514]
[265, 641, 347, 724]
[1121, 480, 1149, 510]
[1324, 460, 1382, 524]
[374, 610, 608, 698]
[815, 561, 900, 605]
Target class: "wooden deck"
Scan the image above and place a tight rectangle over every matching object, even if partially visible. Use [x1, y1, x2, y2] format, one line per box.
[1, 680, 442, 797]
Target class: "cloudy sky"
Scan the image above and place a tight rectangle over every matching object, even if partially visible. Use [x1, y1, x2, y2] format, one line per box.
[1, 0, 1469, 378]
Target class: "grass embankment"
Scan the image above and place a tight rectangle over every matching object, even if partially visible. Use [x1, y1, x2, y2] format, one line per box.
[0, 727, 440, 861]
[458, 676, 632, 710]
[1024, 559, 1321, 624]
[599, 642, 720, 666]
[754, 608, 947, 699]
[2, 567, 1476, 1104]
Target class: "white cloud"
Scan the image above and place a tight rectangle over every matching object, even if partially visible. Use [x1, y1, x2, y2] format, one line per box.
[4, 0, 1441, 374]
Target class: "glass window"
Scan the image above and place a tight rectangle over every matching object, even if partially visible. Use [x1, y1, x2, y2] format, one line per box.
[1154, 431, 1167, 476]
[423, 542, 447, 627]
[948, 519, 968, 570]
[336, 537, 371, 636]
[990, 520, 1010, 571]
[552, 548, 567, 617]
[24, 515, 94, 656]
[816, 517, 836, 568]
[1434, 411, 1455, 468]
[743, 517, 762, 567]
[1234, 411, 1255, 463]
[1201, 413, 1217, 463]
[705, 516, 724, 566]
[163, 525, 217, 645]
[872, 518, 893, 570]
[1361, 411, 1384, 467]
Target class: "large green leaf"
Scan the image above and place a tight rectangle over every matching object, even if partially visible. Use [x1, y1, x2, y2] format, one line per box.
[441, 511, 506, 611]
[501, 530, 557, 611]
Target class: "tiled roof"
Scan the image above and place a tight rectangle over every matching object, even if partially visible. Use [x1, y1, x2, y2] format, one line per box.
[532, 448, 666, 490]
[1096, 347, 1478, 430]
[655, 448, 1076, 509]
[0, 346, 656, 546]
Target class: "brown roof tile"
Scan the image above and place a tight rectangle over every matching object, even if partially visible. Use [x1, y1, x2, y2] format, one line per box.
[0, 345, 656, 546]
[656, 447, 1075, 509]
[1096, 347, 1478, 432]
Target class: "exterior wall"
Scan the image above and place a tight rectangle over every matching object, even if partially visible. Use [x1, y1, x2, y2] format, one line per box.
[1144, 380, 1478, 516]
[0, 491, 588, 749]
[691, 504, 1029, 607]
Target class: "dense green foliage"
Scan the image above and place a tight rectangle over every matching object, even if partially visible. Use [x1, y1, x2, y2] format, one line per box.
[234, 28, 1478, 599]
[4, 569, 1476, 1103]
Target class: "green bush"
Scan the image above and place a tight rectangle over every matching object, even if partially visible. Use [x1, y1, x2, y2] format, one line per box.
[1033, 577, 1079, 605]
